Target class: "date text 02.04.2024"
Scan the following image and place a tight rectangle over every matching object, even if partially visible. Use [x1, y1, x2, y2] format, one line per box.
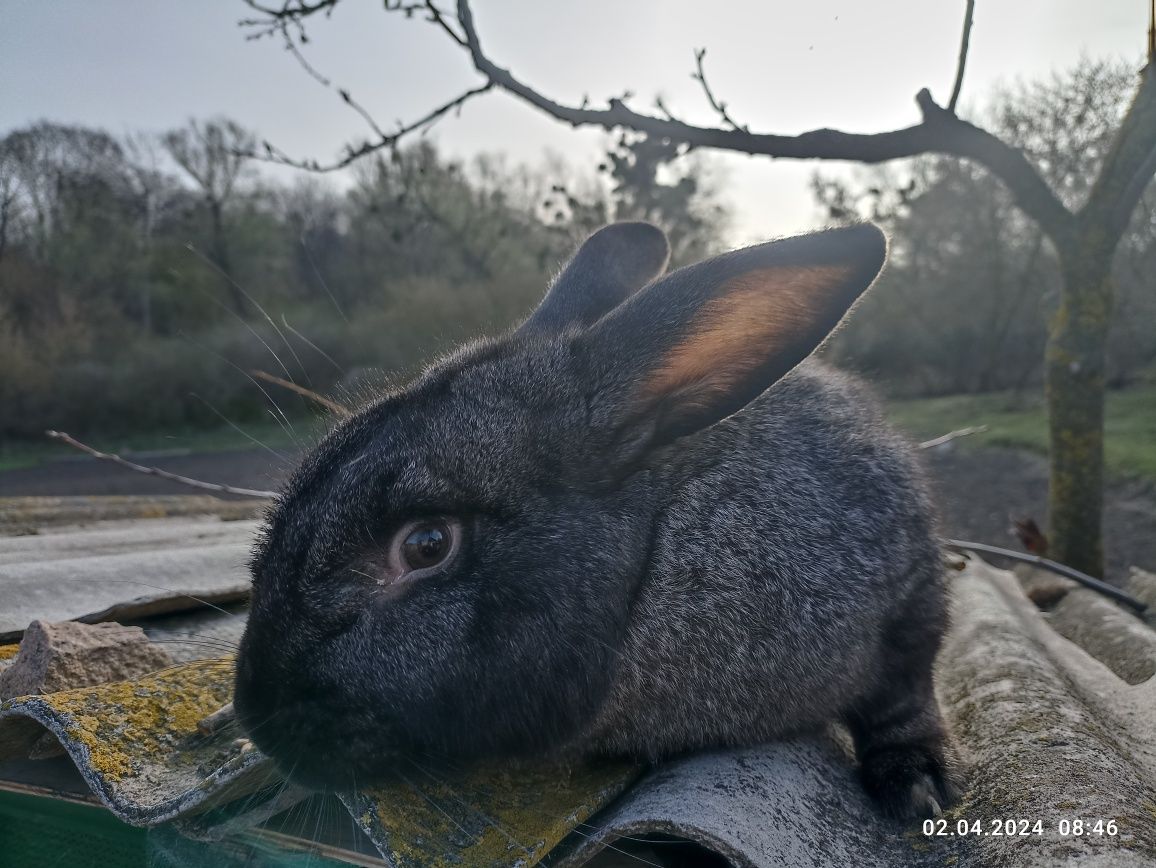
[923, 819, 1119, 837]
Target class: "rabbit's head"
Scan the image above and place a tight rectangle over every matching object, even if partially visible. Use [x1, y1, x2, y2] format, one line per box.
[234, 222, 886, 787]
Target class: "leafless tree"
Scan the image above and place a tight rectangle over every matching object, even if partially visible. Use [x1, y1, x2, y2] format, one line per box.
[122, 133, 178, 331]
[162, 118, 256, 317]
[0, 141, 21, 265]
[239, 0, 1156, 578]
[1, 123, 127, 262]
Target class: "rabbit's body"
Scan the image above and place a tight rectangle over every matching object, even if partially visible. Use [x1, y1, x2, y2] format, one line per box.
[579, 361, 946, 762]
[235, 222, 957, 821]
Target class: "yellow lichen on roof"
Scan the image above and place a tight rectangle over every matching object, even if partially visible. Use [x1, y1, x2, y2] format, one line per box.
[43, 656, 236, 782]
[358, 759, 641, 868]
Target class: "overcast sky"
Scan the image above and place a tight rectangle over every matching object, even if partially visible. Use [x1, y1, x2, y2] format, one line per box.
[1, 1, 1147, 241]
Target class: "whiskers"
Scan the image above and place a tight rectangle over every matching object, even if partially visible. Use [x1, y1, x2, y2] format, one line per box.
[185, 242, 311, 388]
[189, 393, 293, 464]
[299, 234, 348, 326]
[58, 578, 247, 619]
[174, 244, 354, 460]
[178, 332, 303, 450]
[281, 314, 346, 378]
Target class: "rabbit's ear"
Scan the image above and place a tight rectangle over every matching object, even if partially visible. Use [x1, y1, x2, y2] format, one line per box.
[520, 222, 670, 335]
[579, 224, 886, 465]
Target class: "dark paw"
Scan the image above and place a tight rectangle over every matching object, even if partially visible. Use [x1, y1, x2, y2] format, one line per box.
[860, 746, 961, 821]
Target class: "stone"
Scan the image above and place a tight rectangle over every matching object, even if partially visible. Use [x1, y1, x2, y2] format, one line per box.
[0, 619, 172, 699]
[1014, 563, 1074, 609]
[1127, 567, 1156, 629]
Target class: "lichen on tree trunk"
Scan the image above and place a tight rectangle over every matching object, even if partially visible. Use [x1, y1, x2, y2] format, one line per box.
[1045, 247, 1114, 578]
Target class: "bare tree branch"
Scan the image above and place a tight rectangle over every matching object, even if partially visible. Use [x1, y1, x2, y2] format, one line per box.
[947, 0, 976, 114]
[1149, 0, 1155, 64]
[1082, 66, 1156, 242]
[691, 48, 748, 133]
[239, 0, 339, 40]
[241, 0, 481, 169]
[45, 431, 276, 499]
[398, 0, 468, 47]
[251, 369, 350, 416]
[239, 0, 1074, 241]
[251, 82, 493, 172]
[1112, 139, 1156, 234]
[273, 19, 391, 143]
[917, 425, 988, 449]
[232, 0, 1153, 583]
[453, 0, 1073, 242]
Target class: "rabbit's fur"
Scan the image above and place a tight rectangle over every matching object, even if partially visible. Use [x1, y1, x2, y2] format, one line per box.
[235, 222, 957, 819]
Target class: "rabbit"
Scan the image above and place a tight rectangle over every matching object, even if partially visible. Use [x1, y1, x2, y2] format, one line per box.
[233, 221, 959, 820]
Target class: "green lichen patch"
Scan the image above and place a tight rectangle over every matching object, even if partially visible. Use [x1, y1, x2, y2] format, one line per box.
[348, 758, 641, 868]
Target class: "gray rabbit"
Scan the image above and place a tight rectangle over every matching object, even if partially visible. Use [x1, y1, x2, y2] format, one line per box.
[234, 221, 958, 820]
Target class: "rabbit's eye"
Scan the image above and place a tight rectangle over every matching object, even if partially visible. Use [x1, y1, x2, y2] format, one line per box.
[387, 518, 461, 582]
[402, 522, 451, 569]
[377, 518, 462, 587]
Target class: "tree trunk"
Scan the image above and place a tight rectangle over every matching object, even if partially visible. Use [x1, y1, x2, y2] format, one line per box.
[209, 200, 247, 318]
[1045, 242, 1114, 577]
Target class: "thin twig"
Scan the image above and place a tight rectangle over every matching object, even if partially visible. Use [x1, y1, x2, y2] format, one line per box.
[250, 82, 494, 172]
[44, 431, 276, 499]
[406, 0, 468, 47]
[251, 369, 350, 416]
[945, 538, 1148, 613]
[278, 23, 390, 142]
[947, 0, 976, 114]
[692, 47, 748, 132]
[1149, 0, 1154, 65]
[918, 425, 988, 449]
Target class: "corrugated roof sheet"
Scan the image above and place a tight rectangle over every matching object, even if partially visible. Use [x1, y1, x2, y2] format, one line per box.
[0, 513, 255, 642]
[1, 502, 1154, 867]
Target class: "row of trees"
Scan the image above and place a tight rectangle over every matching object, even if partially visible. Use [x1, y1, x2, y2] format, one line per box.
[0, 119, 728, 437]
[3, 62, 1154, 446]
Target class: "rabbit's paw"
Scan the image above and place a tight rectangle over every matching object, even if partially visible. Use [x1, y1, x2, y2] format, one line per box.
[860, 745, 961, 821]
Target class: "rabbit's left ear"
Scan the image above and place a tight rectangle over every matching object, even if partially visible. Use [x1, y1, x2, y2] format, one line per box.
[520, 222, 670, 335]
[578, 224, 887, 468]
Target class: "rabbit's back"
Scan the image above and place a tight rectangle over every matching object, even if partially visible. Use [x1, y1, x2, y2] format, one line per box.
[581, 359, 945, 758]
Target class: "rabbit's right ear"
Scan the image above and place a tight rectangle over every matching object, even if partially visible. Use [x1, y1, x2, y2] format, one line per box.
[577, 224, 887, 471]
[520, 222, 670, 335]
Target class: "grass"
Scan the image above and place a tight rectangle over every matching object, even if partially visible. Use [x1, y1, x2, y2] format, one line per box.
[887, 380, 1156, 484]
[0, 419, 313, 472]
[2, 382, 1154, 486]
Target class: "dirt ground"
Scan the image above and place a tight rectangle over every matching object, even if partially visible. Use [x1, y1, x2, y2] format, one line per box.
[918, 444, 1156, 584]
[1, 443, 1153, 583]
[0, 449, 292, 501]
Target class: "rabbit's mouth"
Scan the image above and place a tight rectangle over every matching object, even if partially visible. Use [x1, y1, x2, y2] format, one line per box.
[236, 693, 406, 789]
[233, 649, 407, 788]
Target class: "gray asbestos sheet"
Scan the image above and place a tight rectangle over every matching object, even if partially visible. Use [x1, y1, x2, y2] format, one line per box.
[1, 515, 1154, 867]
[549, 738, 913, 868]
[0, 517, 258, 637]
